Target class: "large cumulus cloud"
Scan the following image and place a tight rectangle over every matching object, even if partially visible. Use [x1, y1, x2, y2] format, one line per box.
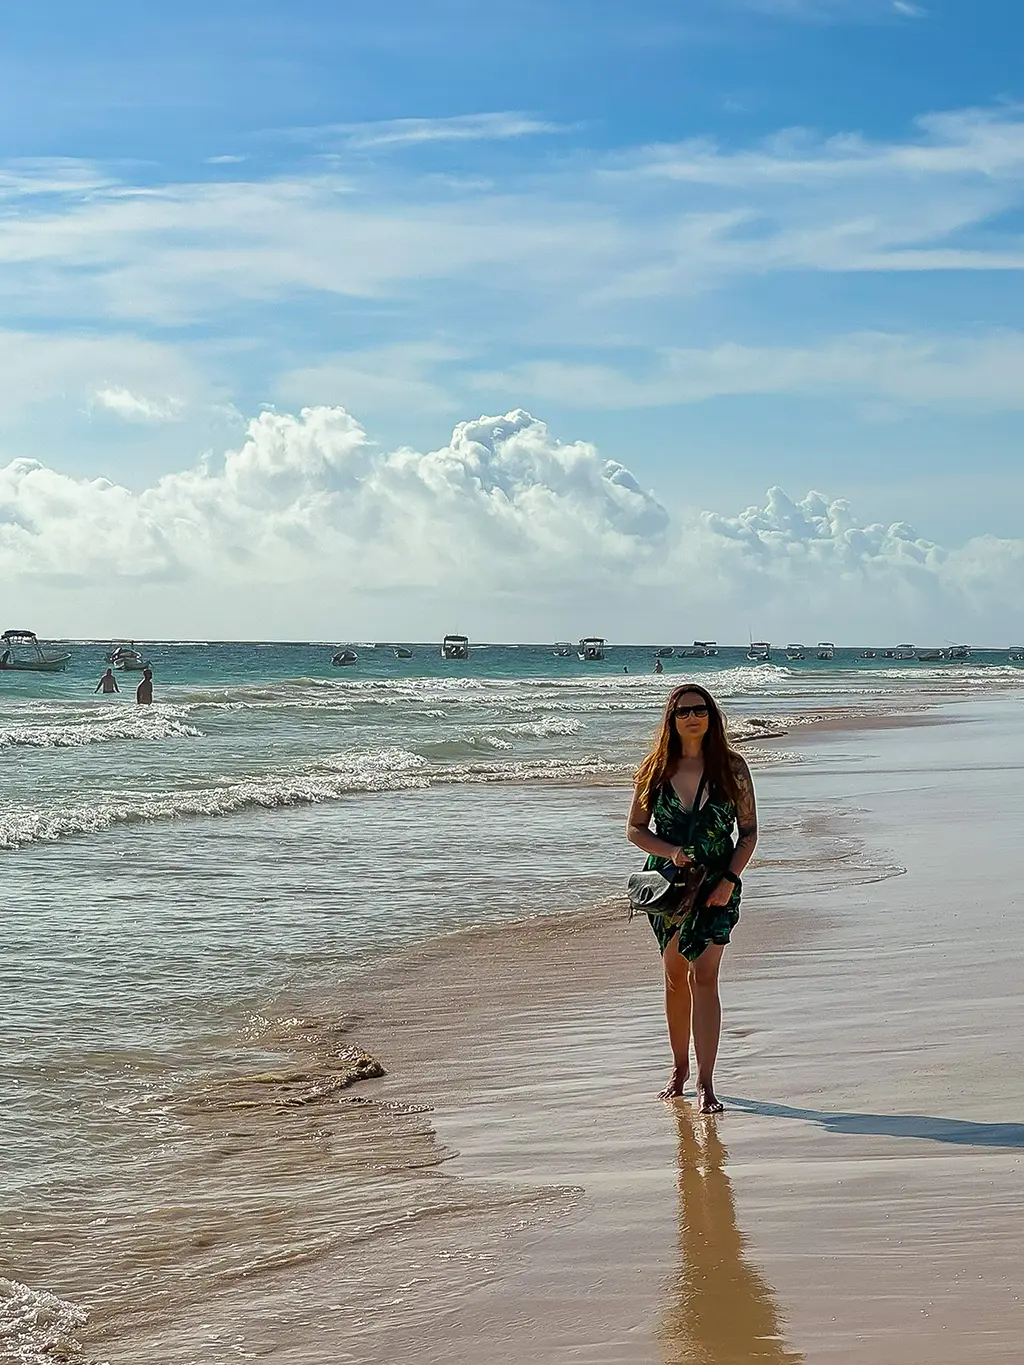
[1, 406, 1021, 641]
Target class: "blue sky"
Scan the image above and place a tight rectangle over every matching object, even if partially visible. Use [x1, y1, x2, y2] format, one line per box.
[2, 0, 1024, 639]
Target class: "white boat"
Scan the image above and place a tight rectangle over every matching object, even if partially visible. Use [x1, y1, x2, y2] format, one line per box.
[0, 629, 71, 673]
[552, 642, 573, 658]
[578, 636, 605, 661]
[393, 646, 414, 659]
[816, 641, 835, 661]
[108, 642, 150, 671]
[441, 634, 470, 660]
[654, 646, 674, 658]
[1009, 647, 1024, 662]
[893, 643, 917, 660]
[693, 640, 719, 656]
[747, 641, 771, 662]
[945, 644, 971, 660]
[785, 643, 806, 661]
[331, 648, 358, 666]
[861, 649, 877, 659]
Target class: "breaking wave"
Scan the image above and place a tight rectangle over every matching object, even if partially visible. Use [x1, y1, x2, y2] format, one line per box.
[0, 708, 201, 748]
[0, 748, 629, 850]
[0, 1278, 89, 1365]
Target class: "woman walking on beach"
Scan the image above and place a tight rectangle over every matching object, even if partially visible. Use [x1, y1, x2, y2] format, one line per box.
[627, 685, 758, 1112]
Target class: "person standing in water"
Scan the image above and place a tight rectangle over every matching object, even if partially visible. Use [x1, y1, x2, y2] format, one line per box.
[136, 668, 154, 705]
[654, 657, 664, 674]
[95, 668, 120, 694]
[626, 684, 757, 1112]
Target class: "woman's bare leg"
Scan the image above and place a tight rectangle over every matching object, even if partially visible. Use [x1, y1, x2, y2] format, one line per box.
[689, 944, 725, 1113]
[659, 934, 692, 1098]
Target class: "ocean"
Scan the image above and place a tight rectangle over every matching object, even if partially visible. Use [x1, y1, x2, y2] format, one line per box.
[3, 641, 1023, 1363]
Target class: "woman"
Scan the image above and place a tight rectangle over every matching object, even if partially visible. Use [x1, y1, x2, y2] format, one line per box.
[627, 684, 758, 1112]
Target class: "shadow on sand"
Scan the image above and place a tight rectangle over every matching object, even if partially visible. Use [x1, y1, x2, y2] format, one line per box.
[723, 1098, 1024, 1150]
[659, 1104, 804, 1364]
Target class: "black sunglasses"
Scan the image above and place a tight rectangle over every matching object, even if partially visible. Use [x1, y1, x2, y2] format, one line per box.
[673, 704, 709, 718]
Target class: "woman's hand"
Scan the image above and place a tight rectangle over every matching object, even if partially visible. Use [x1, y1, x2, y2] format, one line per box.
[703, 877, 734, 907]
[670, 846, 692, 867]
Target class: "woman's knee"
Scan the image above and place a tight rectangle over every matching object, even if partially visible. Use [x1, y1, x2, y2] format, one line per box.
[688, 957, 721, 990]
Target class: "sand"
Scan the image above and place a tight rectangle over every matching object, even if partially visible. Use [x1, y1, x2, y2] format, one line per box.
[87, 696, 1024, 1364]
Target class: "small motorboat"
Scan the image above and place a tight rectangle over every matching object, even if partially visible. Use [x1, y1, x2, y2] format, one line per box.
[331, 648, 358, 666]
[1008, 647, 1024, 662]
[747, 641, 771, 662]
[578, 636, 605, 661]
[861, 649, 877, 659]
[441, 634, 470, 660]
[393, 646, 414, 659]
[893, 644, 917, 660]
[816, 641, 836, 661]
[109, 643, 150, 671]
[654, 646, 674, 658]
[693, 640, 718, 657]
[552, 642, 573, 658]
[916, 648, 942, 662]
[785, 644, 806, 661]
[945, 644, 971, 660]
[0, 629, 71, 673]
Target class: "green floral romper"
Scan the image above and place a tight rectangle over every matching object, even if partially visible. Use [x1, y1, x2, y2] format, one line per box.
[645, 781, 741, 961]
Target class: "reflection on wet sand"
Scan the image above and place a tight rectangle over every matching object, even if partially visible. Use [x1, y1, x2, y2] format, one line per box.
[660, 1106, 803, 1365]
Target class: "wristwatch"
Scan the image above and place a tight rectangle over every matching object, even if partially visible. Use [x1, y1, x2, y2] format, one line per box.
[720, 870, 741, 888]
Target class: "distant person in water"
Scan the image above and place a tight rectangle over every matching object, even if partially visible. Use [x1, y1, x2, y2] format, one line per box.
[654, 658, 664, 674]
[95, 669, 120, 694]
[626, 684, 757, 1113]
[136, 668, 154, 705]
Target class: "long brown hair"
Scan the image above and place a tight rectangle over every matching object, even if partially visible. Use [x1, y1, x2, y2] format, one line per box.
[634, 683, 741, 810]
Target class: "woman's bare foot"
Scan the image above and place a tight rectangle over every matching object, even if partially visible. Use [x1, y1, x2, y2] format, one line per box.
[658, 1064, 690, 1099]
[697, 1083, 724, 1114]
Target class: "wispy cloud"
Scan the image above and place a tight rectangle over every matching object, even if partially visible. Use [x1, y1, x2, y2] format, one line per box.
[92, 386, 182, 422]
[304, 112, 567, 150]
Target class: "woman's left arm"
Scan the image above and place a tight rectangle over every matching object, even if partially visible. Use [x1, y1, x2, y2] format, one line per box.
[729, 755, 758, 877]
[704, 756, 758, 906]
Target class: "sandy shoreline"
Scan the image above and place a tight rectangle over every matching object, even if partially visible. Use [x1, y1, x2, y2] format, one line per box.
[28, 697, 1024, 1364]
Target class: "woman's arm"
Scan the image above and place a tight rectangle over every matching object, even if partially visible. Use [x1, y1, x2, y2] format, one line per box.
[729, 755, 758, 877]
[626, 786, 689, 865]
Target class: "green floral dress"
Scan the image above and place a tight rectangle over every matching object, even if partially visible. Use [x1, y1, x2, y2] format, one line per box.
[645, 782, 741, 961]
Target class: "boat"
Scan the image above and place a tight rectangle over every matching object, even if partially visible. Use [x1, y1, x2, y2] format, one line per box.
[441, 634, 470, 660]
[693, 640, 718, 656]
[331, 648, 358, 666]
[816, 641, 835, 661]
[893, 644, 917, 660]
[578, 637, 605, 661]
[1009, 647, 1024, 662]
[861, 650, 877, 659]
[916, 648, 942, 662]
[654, 646, 674, 658]
[393, 646, 414, 659]
[746, 641, 771, 662]
[945, 644, 971, 660]
[785, 644, 806, 661]
[552, 642, 573, 658]
[108, 642, 150, 671]
[0, 629, 71, 673]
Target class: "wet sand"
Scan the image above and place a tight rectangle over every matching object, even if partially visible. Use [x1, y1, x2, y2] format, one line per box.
[78, 698, 1024, 1363]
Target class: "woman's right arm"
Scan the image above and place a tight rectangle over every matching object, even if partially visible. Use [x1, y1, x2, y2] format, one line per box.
[626, 787, 689, 865]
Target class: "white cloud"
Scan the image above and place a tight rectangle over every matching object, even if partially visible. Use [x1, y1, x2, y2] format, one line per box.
[1, 405, 1021, 642]
[92, 386, 182, 422]
[313, 113, 566, 150]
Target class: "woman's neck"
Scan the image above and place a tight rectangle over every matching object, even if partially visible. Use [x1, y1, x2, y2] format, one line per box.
[678, 738, 704, 762]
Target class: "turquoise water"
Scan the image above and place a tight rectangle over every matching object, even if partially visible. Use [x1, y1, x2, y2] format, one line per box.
[3, 641, 1024, 1362]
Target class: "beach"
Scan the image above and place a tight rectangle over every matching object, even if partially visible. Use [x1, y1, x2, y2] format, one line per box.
[3, 653, 1024, 1363]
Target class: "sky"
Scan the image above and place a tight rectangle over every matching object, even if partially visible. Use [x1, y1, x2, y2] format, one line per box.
[2, 0, 1024, 642]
